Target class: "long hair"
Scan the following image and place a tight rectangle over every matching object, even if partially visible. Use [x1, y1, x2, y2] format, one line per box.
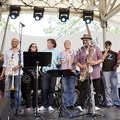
[28, 43, 38, 52]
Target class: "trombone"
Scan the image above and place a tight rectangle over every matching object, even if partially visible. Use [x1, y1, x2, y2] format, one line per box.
[10, 71, 15, 90]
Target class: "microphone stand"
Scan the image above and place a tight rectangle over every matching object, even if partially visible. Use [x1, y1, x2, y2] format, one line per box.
[16, 22, 25, 116]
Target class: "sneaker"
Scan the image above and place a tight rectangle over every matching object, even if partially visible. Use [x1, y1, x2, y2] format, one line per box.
[76, 106, 83, 112]
[95, 106, 100, 111]
[48, 106, 54, 111]
[39, 106, 45, 111]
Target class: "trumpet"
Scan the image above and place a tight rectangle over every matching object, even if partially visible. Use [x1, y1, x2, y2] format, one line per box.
[10, 71, 15, 90]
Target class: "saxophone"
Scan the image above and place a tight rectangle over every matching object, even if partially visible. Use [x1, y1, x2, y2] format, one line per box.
[79, 48, 96, 82]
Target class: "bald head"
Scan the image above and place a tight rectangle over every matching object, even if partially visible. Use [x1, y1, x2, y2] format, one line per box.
[64, 40, 71, 50]
[11, 38, 19, 48]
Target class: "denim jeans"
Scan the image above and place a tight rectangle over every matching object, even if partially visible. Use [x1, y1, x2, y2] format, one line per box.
[41, 73, 56, 107]
[102, 71, 120, 106]
[62, 76, 76, 106]
[5, 75, 22, 109]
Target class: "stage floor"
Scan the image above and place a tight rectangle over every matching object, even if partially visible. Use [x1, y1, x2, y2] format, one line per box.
[12, 105, 120, 120]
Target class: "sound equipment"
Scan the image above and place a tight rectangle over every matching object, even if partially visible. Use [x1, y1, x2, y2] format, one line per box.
[0, 98, 15, 120]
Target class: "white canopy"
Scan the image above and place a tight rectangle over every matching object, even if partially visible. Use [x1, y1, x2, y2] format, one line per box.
[1, 0, 120, 27]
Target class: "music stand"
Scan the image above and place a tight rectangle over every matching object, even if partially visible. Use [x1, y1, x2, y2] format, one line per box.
[47, 69, 75, 118]
[24, 52, 52, 119]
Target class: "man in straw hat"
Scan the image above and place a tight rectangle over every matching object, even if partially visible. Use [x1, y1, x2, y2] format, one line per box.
[74, 34, 104, 112]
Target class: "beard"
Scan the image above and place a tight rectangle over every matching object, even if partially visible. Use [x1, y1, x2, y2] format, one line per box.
[83, 43, 89, 48]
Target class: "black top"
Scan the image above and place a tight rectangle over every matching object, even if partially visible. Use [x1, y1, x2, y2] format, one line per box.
[102, 50, 118, 71]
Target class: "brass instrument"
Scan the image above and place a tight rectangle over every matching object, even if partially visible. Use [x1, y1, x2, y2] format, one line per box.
[7, 56, 17, 90]
[10, 71, 15, 90]
[79, 48, 96, 82]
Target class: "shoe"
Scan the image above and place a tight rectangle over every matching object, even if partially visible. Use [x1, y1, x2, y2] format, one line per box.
[76, 106, 83, 112]
[15, 108, 21, 116]
[107, 105, 113, 108]
[26, 108, 31, 111]
[69, 105, 75, 110]
[26, 108, 32, 115]
[114, 104, 120, 108]
[39, 106, 45, 111]
[95, 106, 100, 111]
[48, 106, 54, 111]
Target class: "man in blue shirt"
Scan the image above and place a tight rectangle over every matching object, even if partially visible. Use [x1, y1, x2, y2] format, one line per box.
[40, 38, 60, 111]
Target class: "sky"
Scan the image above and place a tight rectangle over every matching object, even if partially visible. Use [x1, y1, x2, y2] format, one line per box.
[3, 14, 50, 37]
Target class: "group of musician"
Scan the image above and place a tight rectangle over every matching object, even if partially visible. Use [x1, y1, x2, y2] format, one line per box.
[0, 34, 120, 115]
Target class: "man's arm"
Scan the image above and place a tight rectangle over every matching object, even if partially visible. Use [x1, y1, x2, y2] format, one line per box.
[0, 56, 4, 61]
[0, 67, 6, 80]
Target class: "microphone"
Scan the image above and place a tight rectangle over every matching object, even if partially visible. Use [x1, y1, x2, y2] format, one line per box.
[20, 22, 25, 27]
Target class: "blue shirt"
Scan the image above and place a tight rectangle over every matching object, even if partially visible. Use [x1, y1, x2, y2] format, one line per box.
[42, 48, 60, 73]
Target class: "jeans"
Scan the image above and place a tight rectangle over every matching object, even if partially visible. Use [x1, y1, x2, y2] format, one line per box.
[102, 71, 120, 106]
[5, 75, 22, 109]
[41, 73, 56, 107]
[62, 76, 76, 106]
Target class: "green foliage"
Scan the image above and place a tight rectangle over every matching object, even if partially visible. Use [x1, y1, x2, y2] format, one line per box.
[0, 18, 17, 32]
[44, 15, 120, 36]
[107, 25, 120, 33]
[44, 15, 85, 36]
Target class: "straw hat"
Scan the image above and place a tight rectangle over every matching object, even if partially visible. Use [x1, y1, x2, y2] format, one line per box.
[81, 34, 92, 40]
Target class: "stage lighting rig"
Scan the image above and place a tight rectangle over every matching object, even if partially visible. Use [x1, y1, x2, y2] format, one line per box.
[9, 6, 21, 19]
[59, 8, 69, 22]
[33, 7, 44, 21]
[83, 10, 94, 24]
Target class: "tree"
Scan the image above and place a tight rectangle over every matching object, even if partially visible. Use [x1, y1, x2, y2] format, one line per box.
[0, 18, 17, 32]
[44, 15, 120, 35]
[44, 15, 85, 36]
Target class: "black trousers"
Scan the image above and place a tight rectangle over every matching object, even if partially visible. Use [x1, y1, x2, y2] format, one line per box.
[21, 74, 41, 108]
[77, 78, 101, 108]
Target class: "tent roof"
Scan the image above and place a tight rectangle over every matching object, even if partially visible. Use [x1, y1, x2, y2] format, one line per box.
[1, 0, 120, 26]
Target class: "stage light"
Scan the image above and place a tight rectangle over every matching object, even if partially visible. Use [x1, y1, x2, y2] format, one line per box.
[59, 8, 69, 22]
[83, 10, 94, 24]
[33, 7, 44, 21]
[9, 6, 21, 19]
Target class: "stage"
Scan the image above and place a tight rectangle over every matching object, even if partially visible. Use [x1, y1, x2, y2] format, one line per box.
[12, 105, 120, 120]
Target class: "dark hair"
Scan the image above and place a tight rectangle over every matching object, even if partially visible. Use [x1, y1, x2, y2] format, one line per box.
[47, 38, 57, 48]
[105, 41, 112, 46]
[28, 43, 38, 52]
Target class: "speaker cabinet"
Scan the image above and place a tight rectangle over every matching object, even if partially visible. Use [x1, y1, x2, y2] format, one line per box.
[0, 98, 15, 120]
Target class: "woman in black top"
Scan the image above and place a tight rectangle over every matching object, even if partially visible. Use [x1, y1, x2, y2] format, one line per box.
[22, 43, 40, 112]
